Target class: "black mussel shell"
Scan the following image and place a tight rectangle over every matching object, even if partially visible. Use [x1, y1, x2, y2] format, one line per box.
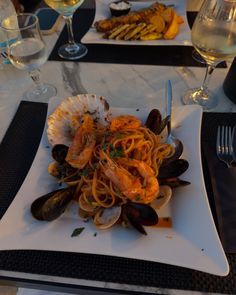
[145, 109, 170, 135]
[159, 177, 191, 188]
[145, 109, 162, 134]
[122, 203, 158, 235]
[31, 186, 75, 221]
[52, 144, 69, 164]
[158, 159, 189, 179]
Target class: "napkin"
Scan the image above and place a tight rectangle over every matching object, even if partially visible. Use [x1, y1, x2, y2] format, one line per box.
[201, 112, 236, 253]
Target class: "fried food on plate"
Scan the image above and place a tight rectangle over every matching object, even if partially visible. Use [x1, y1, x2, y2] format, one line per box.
[95, 1, 184, 41]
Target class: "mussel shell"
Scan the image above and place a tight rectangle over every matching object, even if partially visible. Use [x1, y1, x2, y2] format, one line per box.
[31, 186, 75, 221]
[122, 202, 159, 235]
[159, 177, 191, 188]
[52, 144, 69, 164]
[145, 109, 162, 134]
[145, 109, 169, 135]
[158, 159, 189, 179]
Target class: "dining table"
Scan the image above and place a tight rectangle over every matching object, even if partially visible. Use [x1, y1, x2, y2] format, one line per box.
[0, 0, 236, 294]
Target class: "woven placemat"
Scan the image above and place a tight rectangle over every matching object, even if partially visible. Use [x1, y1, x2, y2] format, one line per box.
[48, 2, 227, 68]
[0, 101, 235, 293]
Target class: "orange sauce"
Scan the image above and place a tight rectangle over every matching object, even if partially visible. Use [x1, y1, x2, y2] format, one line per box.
[152, 217, 172, 228]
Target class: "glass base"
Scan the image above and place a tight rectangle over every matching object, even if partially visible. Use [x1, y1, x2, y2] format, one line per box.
[23, 83, 57, 102]
[182, 87, 218, 110]
[58, 43, 88, 60]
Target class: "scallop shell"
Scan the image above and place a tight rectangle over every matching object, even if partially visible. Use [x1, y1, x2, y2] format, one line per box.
[47, 94, 111, 146]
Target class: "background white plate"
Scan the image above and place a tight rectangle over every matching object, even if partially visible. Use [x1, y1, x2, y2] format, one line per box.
[81, 0, 192, 46]
[0, 97, 229, 276]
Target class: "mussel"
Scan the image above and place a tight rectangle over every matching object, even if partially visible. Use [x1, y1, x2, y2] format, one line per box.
[122, 202, 158, 235]
[145, 109, 169, 135]
[158, 159, 189, 179]
[159, 178, 190, 188]
[52, 144, 69, 164]
[31, 186, 75, 221]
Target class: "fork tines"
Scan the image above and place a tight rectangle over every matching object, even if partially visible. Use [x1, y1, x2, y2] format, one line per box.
[216, 125, 233, 168]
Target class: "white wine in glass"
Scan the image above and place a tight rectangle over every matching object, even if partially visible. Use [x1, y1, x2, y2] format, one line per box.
[44, 0, 88, 60]
[1, 13, 57, 101]
[182, 0, 236, 110]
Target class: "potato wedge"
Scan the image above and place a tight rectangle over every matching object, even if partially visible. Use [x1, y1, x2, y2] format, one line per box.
[149, 14, 165, 33]
[116, 24, 136, 40]
[161, 7, 174, 23]
[163, 11, 179, 40]
[138, 24, 158, 37]
[108, 24, 130, 39]
[140, 32, 162, 41]
[124, 23, 146, 40]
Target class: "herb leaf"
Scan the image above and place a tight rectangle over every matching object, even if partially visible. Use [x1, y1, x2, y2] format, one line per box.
[71, 227, 85, 237]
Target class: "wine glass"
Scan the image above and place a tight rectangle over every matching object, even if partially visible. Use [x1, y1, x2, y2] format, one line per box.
[182, 0, 236, 110]
[44, 0, 88, 60]
[1, 13, 57, 101]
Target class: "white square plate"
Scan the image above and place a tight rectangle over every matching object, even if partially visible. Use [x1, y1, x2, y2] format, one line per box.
[0, 97, 229, 276]
[81, 0, 192, 46]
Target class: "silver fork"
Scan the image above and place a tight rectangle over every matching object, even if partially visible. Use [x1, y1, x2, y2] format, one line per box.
[216, 125, 234, 168]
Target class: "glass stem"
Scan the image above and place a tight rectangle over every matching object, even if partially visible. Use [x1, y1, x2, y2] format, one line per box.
[200, 64, 215, 92]
[29, 69, 45, 93]
[63, 15, 75, 45]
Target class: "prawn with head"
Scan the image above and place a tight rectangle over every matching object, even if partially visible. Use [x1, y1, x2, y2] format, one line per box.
[65, 114, 96, 169]
[99, 151, 159, 204]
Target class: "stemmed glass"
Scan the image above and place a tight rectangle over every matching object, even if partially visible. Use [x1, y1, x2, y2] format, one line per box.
[1, 13, 57, 101]
[182, 0, 236, 110]
[44, 0, 88, 60]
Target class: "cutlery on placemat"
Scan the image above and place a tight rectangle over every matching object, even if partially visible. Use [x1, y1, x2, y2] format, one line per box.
[232, 124, 236, 163]
[216, 125, 234, 168]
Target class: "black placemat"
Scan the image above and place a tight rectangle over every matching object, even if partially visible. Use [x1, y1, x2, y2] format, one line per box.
[0, 101, 235, 294]
[48, 3, 226, 67]
[0, 101, 48, 217]
[201, 112, 236, 254]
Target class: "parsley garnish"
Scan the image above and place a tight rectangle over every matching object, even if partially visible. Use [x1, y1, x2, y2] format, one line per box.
[71, 227, 85, 237]
[109, 146, 125, 158]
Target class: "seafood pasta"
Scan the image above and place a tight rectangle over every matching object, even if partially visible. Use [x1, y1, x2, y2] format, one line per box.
[54, 114, 173, 206]
[32, 109, 191, 235]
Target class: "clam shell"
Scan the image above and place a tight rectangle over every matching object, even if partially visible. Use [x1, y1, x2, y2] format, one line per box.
[151, 185, 172, 210]
[94, 206, 122, 229]
[47, 94, 111, 146]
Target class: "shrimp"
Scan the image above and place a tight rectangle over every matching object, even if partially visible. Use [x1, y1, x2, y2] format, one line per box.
[65, 114, 96, 169]
[99, 151, 159, 204]
[110, 115, 141, 132]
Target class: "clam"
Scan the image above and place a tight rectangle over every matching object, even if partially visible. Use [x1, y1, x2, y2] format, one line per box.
[122, 202, 158, 235]
[151, 185, 172, 210]
[31, 186, 75, 221]
[93, 206, 122, 229]
[47, 94, 111, 146]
